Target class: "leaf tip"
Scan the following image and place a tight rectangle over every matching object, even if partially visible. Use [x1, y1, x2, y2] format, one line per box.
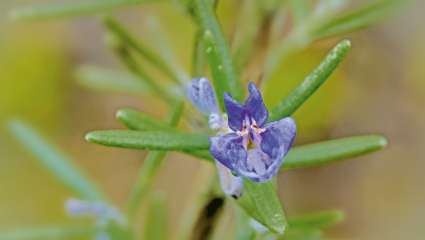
[332, 210, 346, 223]
[115, 109, 126, 121]
[84, 132, 96, 143]
[377, 135, 388, 148]
[335, 39, 352, 56]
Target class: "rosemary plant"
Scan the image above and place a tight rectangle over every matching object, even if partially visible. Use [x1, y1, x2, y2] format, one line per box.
[4, 0, 408, 239]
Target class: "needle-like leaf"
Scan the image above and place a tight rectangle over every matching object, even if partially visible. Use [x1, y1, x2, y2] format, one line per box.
[237, 180, 287, 235]
[75, 65, 150, 95]
[85, 130, 209, 152]
[103, 17, 186, 84]
[8, 120, 105, 201]
[269, 39, 351, 121]
[116, 108, 173, 131]
[143, 192, 168, 240]
[312, 0, 408, 39]
[289, 210, 344, 229]
[282, 135, 388, 170]
[194, 0, 243, 107]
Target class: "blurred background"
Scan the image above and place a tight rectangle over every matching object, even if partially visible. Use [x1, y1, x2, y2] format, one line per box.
[0, 0, 424, 239]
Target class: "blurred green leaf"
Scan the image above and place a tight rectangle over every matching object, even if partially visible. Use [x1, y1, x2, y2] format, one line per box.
[237, 180, 287, 235]
[234, 209, 257, 240]
[9, 0, 152, 21]
[75, 65, 150, 95]
[194, 0, 243, 107]
[103, 17, 185, 84]
[85, 130, 209, 151]
[289, 210, 344, 229]
[312, 0, 407, 39]
[289, 0, 309, 26]
[231, 0, 262, 73]
[8, 120, 104, 201]
[105, 28, 178, 104]
[281, 228, 322, 240]
[116, 108, 173, 131]
[192, 30, 208, 77]
[144, 192, 168, 240]
[126, 103, 183, 216]
[269, 40, 351, 121]
[0, 225, 96, 240]
[283, 135, 388, 170]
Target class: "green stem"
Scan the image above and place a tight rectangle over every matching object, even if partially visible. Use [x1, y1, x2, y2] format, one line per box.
[126, 102, 184, 220]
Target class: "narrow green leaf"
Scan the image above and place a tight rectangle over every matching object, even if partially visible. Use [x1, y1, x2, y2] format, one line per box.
[289, 210, 344, 229]
[237, 180, 287, 235]
[312, 0, 407, 39]
[8, 120, 104, 201]
[269, 40, 351, 121]
[103, 17, 186, 84]
[85, 130, 209, 151]
[0, 226, 97, 240]
[116, 108, 173, 131]
[144, 192, 168, 240]
[75, 65, 149, 95]
[105, 28, 178, 104]
[280, 228, 322, 240]
[194, 0, 243, 107]
[9, 0, 151, 21]
[192, 30, 208, 77]
[283, 135, 388, 170]
[231, 0, 262, 73]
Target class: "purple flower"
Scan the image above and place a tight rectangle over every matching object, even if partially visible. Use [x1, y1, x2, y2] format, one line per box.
[187, 78, 296, 194]
[209, 83, 296, 182]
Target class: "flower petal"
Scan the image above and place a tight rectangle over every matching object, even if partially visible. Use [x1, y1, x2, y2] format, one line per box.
[236, 147, 281, 182]
[215, 161, 244, 198]
[186, 77, 219, 115]
[224, 93, 246, 131]
[261, 117, 296, 159]
[209, 133, 247, 171]
[244, 82, 268, 127]
[230, 117, 296, 182]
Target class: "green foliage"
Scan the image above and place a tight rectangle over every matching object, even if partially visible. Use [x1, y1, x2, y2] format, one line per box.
[126, 103, 184, 216]
[283, 135, 388, 170]
[75, 65, 150, 95]
[194, 0, 243, 107]
[116, 108, 173, 131]
[288, 210, 344, 229]
[237, 180, 287, 235]
[103, 17, 186, 84]
[312, 0, 407, 39]
[8, 120, 105, 201]
[269, 40, 351, 121]
[281, 228, 322, 240]
[5, 0, 400, 239]
[144, 193, 168, 240]
[85, 130, 209, 151]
